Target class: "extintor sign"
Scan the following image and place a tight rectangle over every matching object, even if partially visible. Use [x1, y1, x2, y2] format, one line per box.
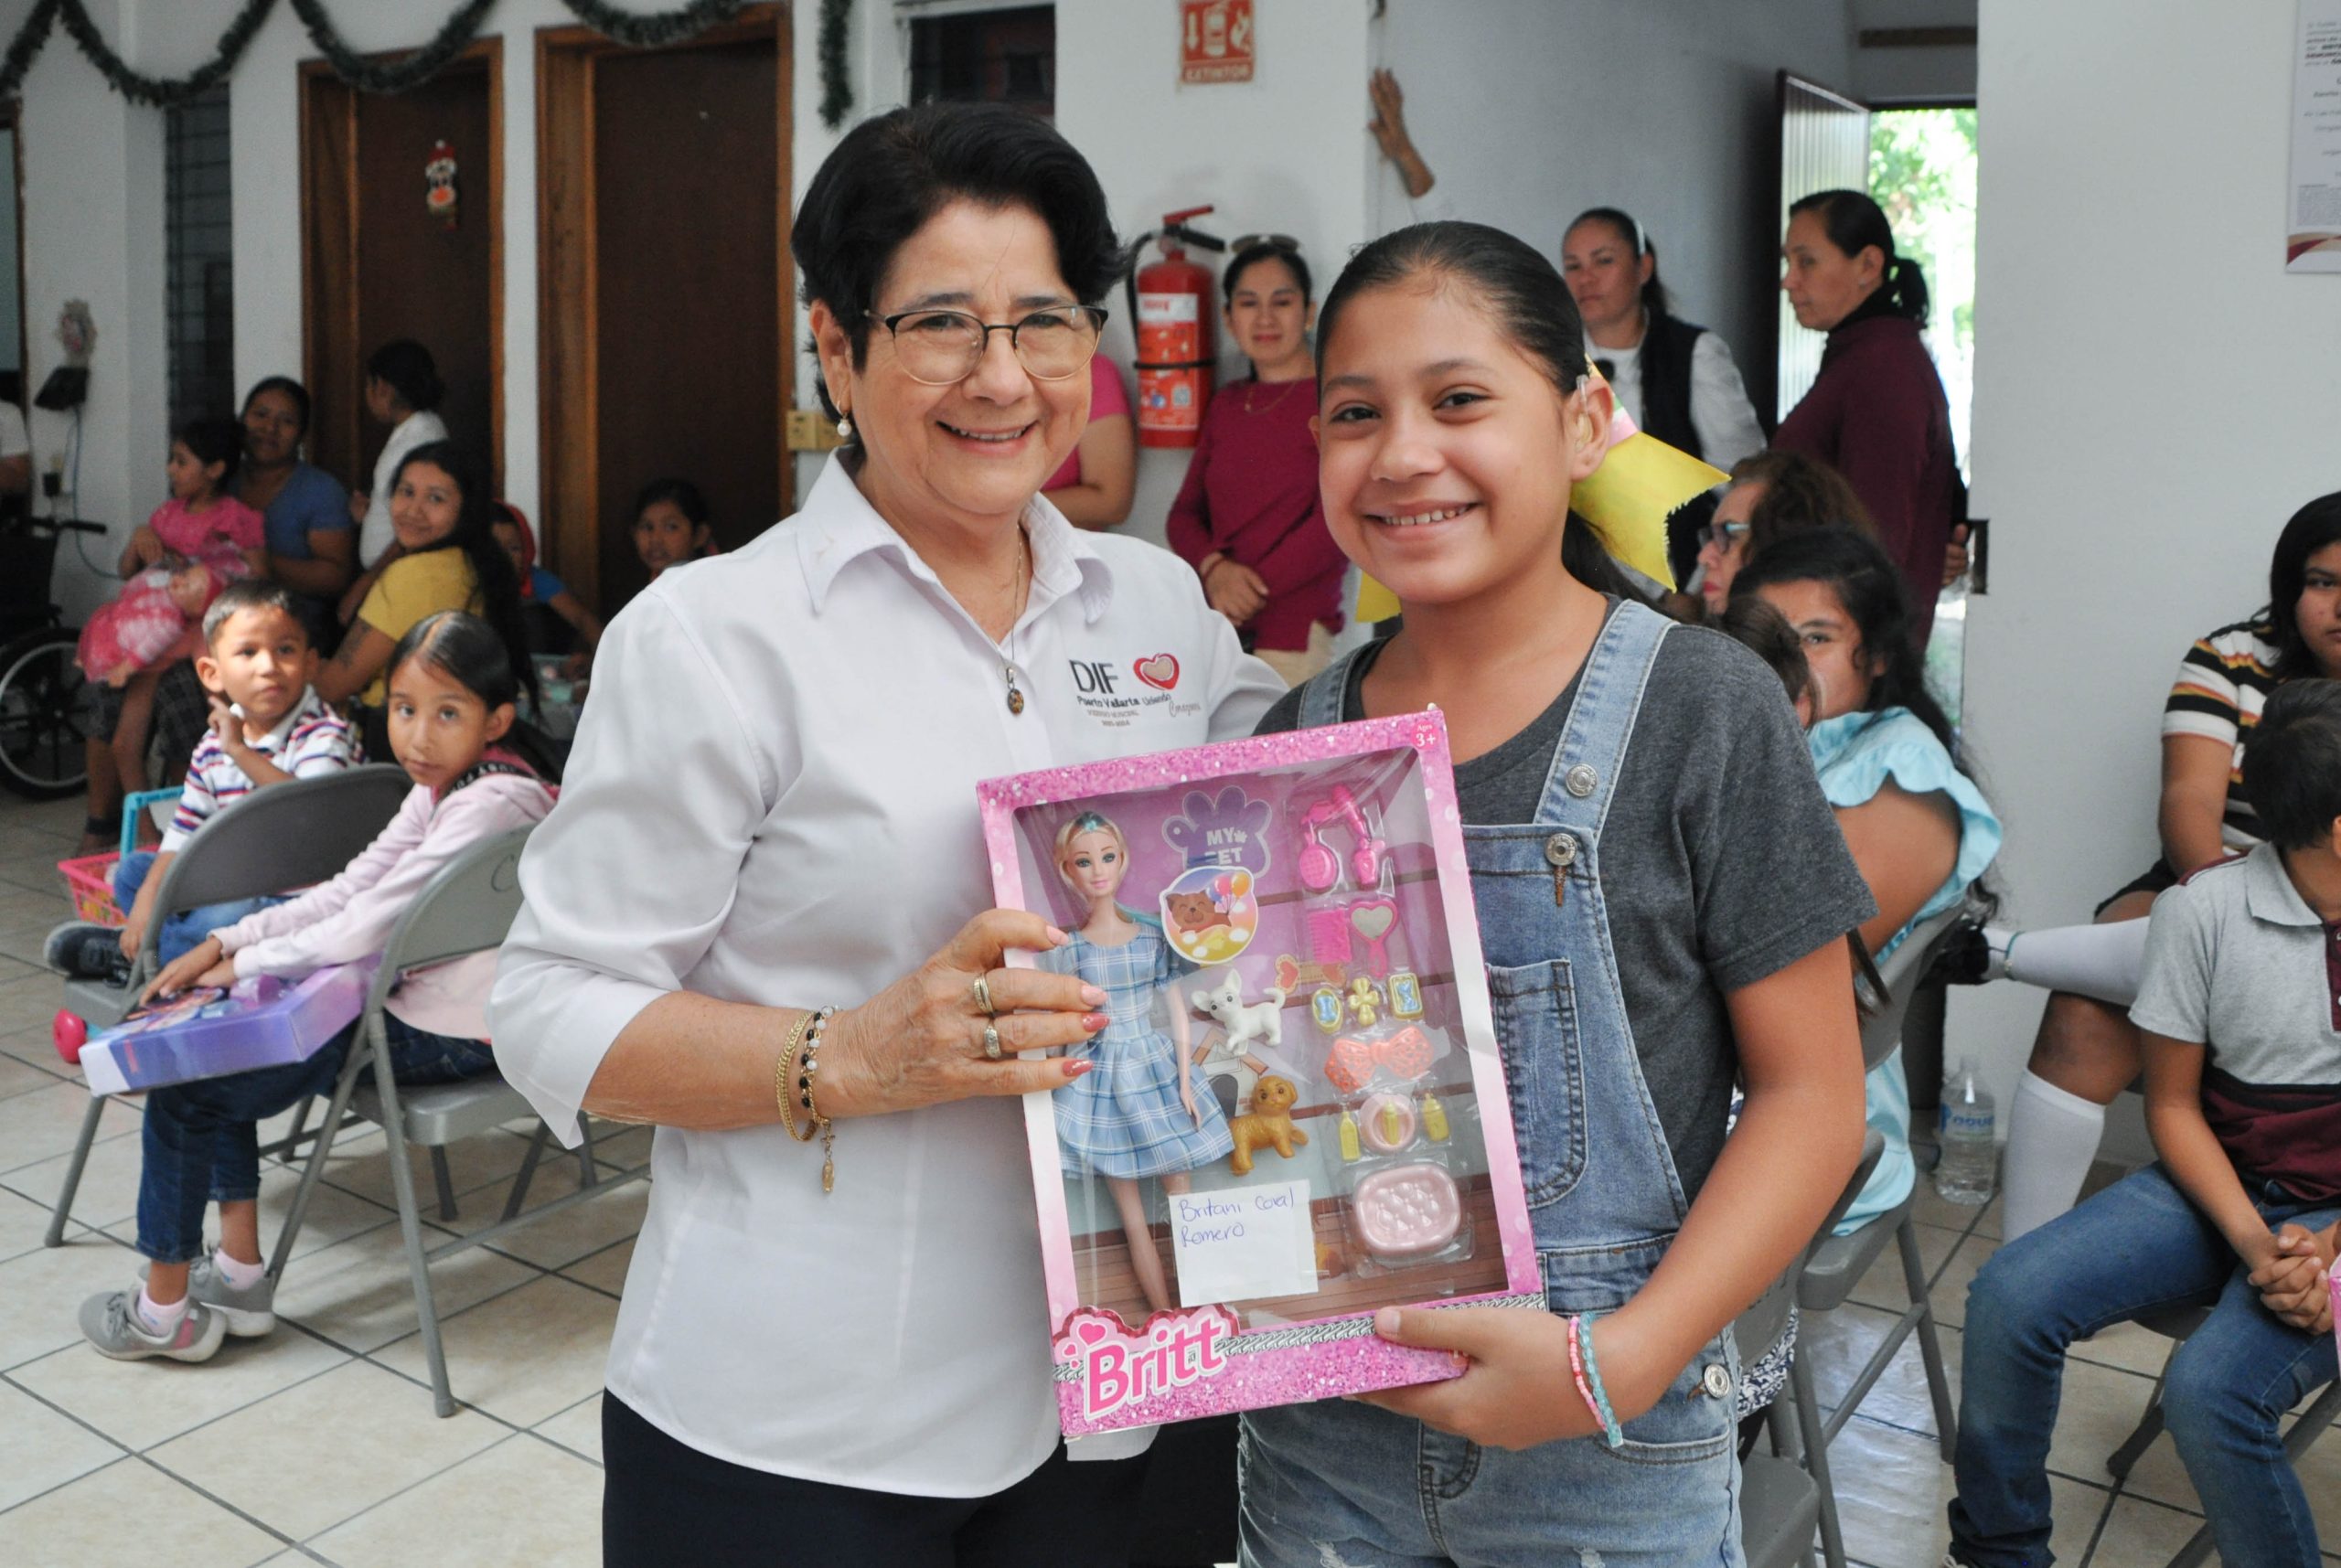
[1179, 0, 1255, 85]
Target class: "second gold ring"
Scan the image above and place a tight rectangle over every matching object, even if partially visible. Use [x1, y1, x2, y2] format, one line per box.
[971, 974, 996, 1018]
[982, 1022, 1003, 1061]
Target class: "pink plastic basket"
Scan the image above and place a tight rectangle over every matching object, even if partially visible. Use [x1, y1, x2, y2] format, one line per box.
[56, 852, 123, 926]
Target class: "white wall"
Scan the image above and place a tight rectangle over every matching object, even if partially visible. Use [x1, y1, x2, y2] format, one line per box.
[1849, 0, 1975, 104]
[1375, 0, 1854, 426]
[1952, 0, 2341, 1130]
[7, 0, 169, 622]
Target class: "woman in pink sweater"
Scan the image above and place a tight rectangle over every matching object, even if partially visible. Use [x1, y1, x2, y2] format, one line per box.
[80, 613, 556, 1365]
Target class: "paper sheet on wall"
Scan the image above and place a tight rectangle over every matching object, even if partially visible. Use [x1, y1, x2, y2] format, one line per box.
[2290, 0, 2341, 272]
[1173, 1180, 1320, 1307]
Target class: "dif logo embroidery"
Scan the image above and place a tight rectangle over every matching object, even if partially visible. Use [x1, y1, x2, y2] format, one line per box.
[1059, 1305, 1236, 1422]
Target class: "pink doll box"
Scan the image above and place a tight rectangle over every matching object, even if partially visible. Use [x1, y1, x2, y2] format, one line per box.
[978, 710, 1542, 1436]
[79, 959, 378, 1097]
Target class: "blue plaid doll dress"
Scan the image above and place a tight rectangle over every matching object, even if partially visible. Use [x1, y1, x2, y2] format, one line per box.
[1041, 918, 1235, 1179]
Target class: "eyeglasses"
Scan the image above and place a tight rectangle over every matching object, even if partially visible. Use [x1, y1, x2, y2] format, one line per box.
[864, 305, 1108, 386]
[1229, 233, 1301, 255]
[1696, 520, 1751, 549]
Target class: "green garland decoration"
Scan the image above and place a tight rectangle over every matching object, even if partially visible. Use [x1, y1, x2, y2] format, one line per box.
[557, 0, 746, 49]
[0, 0, 60, 103]
[287, 0, 498, 96]
[818, 0, 852, 129]
[55, 0, 275, 107]
[0, 0, 764, 104]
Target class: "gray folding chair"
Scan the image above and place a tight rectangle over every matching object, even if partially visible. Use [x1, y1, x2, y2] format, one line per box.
[46, 764, 412, 1247]
[1786, 905, 1968, 1568]
[1739, 1131, 1887, 1568]
[268, 825, 649, 1417]
[2104, 1303, 2341, 1568]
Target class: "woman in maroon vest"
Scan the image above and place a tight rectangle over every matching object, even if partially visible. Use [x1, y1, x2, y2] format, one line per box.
[1776, 189, 1964, 640]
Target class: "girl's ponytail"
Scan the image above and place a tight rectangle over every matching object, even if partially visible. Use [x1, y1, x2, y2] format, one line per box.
[1884, 255, 1931, 327]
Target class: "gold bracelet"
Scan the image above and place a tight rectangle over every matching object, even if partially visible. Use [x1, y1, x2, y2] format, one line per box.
[793, 1007, 839, 1192]
[775, 1010, 817, 1142]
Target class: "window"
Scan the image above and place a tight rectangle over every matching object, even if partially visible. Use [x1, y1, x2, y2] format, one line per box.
[166, 85, 234, 421]
[909, 5, 1054, 115]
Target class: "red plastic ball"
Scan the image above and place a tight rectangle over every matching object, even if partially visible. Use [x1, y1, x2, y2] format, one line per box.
[52, 1009, 87, 1065]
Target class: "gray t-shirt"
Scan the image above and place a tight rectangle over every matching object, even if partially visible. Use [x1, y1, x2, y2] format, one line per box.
[1256, 607, 1875, 1201]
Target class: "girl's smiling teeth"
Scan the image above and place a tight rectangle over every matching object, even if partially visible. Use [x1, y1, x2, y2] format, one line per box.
[940, 419, 1033, 443]
[1369, 501, 1480, 528]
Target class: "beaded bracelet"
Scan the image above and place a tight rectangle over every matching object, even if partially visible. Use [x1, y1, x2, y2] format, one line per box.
[775, 1011, 817, 1142]
[793, 1007, 839, 1192]
[1569, 1314, 1625, 1449]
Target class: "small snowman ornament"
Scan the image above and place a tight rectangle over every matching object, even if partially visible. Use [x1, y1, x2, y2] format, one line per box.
[425, 140, 458, 229]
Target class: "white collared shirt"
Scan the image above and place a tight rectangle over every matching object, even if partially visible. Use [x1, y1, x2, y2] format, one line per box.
[1590, 316, 1768, 475]
[491, 456, 1283, 1496]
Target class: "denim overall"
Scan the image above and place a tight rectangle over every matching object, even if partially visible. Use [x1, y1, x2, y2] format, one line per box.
[1239, 603, 1743, 1568]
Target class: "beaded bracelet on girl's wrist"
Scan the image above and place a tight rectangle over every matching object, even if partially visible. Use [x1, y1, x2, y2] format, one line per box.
[1566, 1314, 1625, 1448]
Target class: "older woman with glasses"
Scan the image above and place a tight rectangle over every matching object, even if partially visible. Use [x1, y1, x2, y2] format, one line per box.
[1166, 237, 1348, 686]
[1690, 448, 1876, 619]
[491, 102, 1282, 1568]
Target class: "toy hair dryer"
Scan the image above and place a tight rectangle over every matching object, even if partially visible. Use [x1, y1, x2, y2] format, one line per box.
[1297, 785, 1387, 892]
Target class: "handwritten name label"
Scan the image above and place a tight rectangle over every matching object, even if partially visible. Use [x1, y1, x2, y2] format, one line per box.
[1173, 1179, 1320, 1306]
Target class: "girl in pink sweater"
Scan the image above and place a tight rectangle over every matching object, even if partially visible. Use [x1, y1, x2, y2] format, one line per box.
[80, 613, 556, 1364]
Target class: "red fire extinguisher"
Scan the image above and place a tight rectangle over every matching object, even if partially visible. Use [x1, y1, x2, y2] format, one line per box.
[1127, 206, 1225, 449]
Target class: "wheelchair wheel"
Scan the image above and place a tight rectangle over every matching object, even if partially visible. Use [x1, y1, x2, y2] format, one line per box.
[0, 626, 98, 799]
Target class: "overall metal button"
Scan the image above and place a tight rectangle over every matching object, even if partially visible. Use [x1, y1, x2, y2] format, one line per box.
[1702, 1363, 1733, 1400]
[1563, 763, 1598, 798]
[1544, 832, 1577, 868]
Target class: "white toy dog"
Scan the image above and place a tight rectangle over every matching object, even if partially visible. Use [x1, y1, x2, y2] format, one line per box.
[1191, 971, 1289, 1053]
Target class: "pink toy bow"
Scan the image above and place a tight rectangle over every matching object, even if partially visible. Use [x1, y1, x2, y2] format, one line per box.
[1323, 1026, 1435, 1093]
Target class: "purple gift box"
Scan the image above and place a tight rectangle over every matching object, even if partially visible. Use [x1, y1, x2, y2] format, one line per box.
[80, 959, 378, 1097]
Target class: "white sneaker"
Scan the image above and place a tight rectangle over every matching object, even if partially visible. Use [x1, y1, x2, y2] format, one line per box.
[79, 1287, 226, 1362]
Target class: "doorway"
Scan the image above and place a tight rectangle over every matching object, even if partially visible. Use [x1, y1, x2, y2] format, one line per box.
[537, 8, 790, 614]
[301, 46, 503, 499]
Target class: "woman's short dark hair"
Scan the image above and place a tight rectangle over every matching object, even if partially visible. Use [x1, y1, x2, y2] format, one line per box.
[1789, 189, 1929, 327]
[792, 101, 1120, 423]
[1726, 449, 1876, 557]
[366, 339, 445, 413]
[1315, 220, 1641, 604]
[173, 413, 244, 486]
[1224, 241, 1312, 306]
[1565, 207, 1670, 320]
[241, 376, 312, 439]
[2265, 492, 2341, 681]
[632, 476, 711, 529]
[1728, 527, 1956, 752]
[383, 439, 538, 712]
[2243, 679, 2341, 849]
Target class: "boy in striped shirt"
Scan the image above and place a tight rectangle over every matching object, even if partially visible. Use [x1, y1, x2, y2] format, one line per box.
[46, 581, 359, 979]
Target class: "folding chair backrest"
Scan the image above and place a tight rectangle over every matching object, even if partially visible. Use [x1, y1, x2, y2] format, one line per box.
[1856, 905, 1967, 1073]
[142, 764, 412, 972]
[365, 825, 535, 1015]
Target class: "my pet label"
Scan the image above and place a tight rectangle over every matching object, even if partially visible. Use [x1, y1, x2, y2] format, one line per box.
[1173, 1180, 1320, 1307]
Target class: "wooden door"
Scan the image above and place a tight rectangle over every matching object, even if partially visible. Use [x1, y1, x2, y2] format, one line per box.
[538, 9, 790, 614]
[1773, 71, 1870, 422]
[302, 48, 503, 500]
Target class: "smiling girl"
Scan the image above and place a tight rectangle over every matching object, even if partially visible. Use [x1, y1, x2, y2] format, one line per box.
[315, 440, 534, 758]
[1242, 221, 1874, 1564]
[1166, 240, 1349, 685]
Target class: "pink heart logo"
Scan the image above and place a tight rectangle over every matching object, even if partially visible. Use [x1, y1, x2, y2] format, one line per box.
[1074, 1321, 1110, 1346]
[1134, 654, 1181, 691]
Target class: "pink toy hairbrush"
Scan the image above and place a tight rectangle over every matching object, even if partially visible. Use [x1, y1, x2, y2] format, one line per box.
[1296, 784, 1387, 892]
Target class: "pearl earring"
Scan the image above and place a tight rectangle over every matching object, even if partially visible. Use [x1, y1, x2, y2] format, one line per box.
[836, 413, 853, 439]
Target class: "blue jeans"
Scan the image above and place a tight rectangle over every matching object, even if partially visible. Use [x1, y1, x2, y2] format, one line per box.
[135, 1013, 496, 1264]
[1951, 1163, 2338, 1568]
[112, 849, 284, 967]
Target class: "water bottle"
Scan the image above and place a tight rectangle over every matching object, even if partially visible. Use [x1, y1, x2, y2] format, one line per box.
[1934, 1061, 1997, 1205]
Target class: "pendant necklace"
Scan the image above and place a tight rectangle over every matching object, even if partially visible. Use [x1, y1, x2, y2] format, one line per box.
[1243, 376, 1304, 416]
[1001, 528, 1032, 715]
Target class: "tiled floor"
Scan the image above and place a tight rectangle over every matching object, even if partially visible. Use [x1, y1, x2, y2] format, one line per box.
[0, 790, 2334, 1565]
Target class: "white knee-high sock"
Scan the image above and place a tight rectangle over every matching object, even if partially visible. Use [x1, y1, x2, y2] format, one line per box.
[2000, 921, 2152, 1008]
[2000, 1071, 2106, 1242]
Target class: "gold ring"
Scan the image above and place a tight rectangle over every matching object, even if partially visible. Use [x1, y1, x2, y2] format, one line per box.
[971, 975, 996, 1017]
[982, 1023, 1003, 1061]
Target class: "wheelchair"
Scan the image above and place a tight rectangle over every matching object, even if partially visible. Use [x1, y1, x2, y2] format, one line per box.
[0, 515, 112, 799]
